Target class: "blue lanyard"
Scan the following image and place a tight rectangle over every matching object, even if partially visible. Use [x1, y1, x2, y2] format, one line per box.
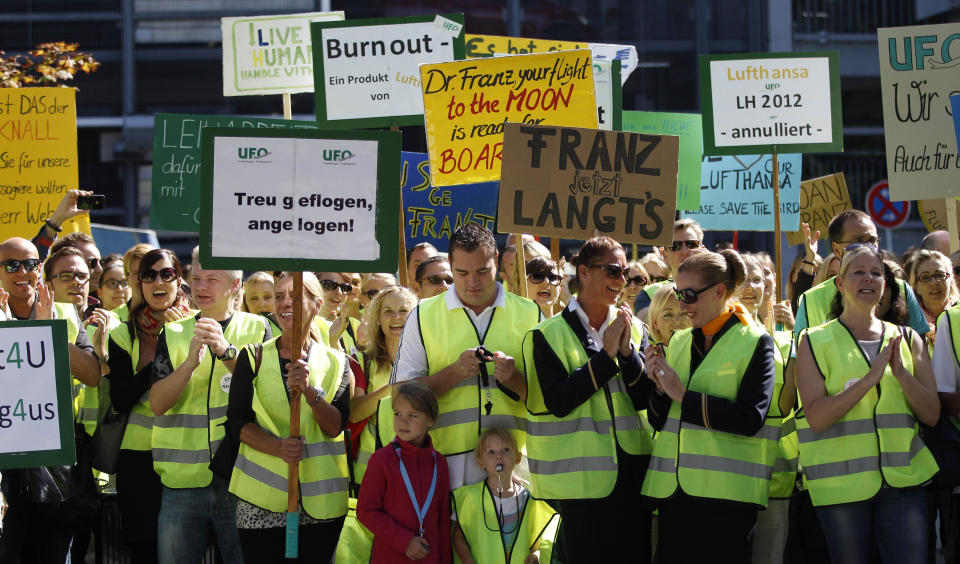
[394, 442, 437, 537]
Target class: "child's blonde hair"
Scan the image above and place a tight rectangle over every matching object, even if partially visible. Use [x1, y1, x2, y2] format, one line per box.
[474, 427, 519, 464]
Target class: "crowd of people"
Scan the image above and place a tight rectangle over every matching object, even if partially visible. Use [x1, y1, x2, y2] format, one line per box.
[2, 189, 960, 564]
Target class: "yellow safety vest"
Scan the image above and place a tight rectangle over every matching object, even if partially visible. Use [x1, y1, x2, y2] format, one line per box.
[113, 302, 130, 323]
[228, 338, 349, 518]
[334, 497, 373, 564]
[152, 311, 267, 488]
[642, 279, 672, 303]
[642, 322, 775, 507]
[108, 321, 155, 451]
[523, 311, 653, 500]
[770, 331, 799, 499]
[799, 277, 912, 333]
[354, 361, 393, 485]
[54, 302, 86, 424]
[75, 308, 121, 436]
[796, 320, 938, 506]
[943, 306, 960, 430]
[418, 291, 541, 456]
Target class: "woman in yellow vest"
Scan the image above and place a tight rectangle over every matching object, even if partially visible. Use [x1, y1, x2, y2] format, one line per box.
[226, 272, 351, 563]
[642, 249, 776, 564]
[106, 248, 192, 563]
[796, 244, 940, 564]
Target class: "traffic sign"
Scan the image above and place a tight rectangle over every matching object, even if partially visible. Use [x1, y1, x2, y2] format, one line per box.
[866, 180, 910, 229]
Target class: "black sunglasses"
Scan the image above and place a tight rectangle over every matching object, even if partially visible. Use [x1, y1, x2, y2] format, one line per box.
[363, 289, 381, 299]
[626, 275, 648, 286]
[140, 267, 178, 283]
[669, 240, 701, 252]
[674, 282, 719, 304]
[86, 257, 103, 271]
[424, 275, 454, 286]
[527, 273, 562, 286]
[650, 275, 669, 283]
[587, 264, 627, 279]
[320, 279, 352, 293]
[2, 259, 41, 273]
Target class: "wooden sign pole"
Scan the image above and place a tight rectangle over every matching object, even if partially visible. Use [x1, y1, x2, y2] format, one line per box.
[772, 150, 783, 301]
[392, 125, 409, 285]
[513, 234, 528, 298]
[947, 198, 959, 255]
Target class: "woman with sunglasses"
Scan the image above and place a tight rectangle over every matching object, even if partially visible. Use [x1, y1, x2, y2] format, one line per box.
[619, 261, 650, 311]
[105, 249, 192, 563]
[525, 256, 562, 318]
[795, 244, 939, 564]
[643, 249, 776, 564]
[523, 236, 654, 562]
[317, 272, 364, 364]
[98, 256, 132, 312]
[909, 250, 958, 352]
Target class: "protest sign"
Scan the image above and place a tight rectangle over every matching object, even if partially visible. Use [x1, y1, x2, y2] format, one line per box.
[785, 173, 851, 246]
[0, 321, 75, 469]
[312, 14, 466, 128]
[497, 123, 679, 245]
[221, 11, 344, 96]
[681, 153, 802, 231]
[200, 128, 400, 272]
[918, 198, 960, 233]
[622, 111, 702, 210]
[699, 51, 842, 155]
[150, 113, 316, 232]
[422, 50, 598, 187]
[401, 152, 497, 252]
[593, 59, 622, 131]
[464, 34, 639, 84]
[878, 25, 960, 201]
[0, 87, 89, 242]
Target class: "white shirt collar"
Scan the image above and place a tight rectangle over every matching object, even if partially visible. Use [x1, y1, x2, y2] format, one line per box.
[568, 296, 617, 336]
[445, 282, 506, 312]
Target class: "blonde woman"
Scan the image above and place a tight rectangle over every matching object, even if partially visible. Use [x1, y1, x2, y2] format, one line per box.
[647, 283, 689, 346]
[241, 271, 275, 316]
[813, 253, 841, 287]
[620, 261, 650, 310]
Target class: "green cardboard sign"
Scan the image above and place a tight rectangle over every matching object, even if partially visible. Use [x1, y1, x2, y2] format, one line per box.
[622, 111, 702, 210]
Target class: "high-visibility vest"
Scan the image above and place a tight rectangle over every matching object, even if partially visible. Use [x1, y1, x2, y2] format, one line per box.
[334, 497, 373, 564]
[54, 302, 86, 422]
[75, 308, 121, 436]
[796, 320, 938, 506]
[798, 277, 912, 333]
[152, 312, 267, 488]
[228, 338, 349, 518]
[340, 317, 364, 367]
[642, 322, 774, 507]
[523, 311, 653, 500]
[108, 321, 155, 451]
[452, 481, 558, 564]
[354, 361, 393, 484]
[418, 292, 541, 456]
[943, 306, 960, 430]
[770, 331, 799, 499]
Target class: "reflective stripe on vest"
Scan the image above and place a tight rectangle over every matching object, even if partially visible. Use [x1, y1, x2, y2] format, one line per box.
[797, 320, 938, 506]
[354, 362, 392, 485]
[152, 312, 267, 488]
[418, 291, 541, 456]
[108, 321, 155, 451]
[523, 312, 652, 500]
[642, 323, 773, 507]
[228, 338, 349, 519]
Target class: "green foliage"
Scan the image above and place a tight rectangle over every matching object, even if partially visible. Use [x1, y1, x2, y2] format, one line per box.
[0, 42, 100, 88]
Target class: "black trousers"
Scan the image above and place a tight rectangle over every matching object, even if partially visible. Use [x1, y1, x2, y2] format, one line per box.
[237, 517, 345, 564]
[657, 490, 757, 564]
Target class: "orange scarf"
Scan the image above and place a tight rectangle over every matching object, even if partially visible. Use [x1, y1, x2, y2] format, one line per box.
[701, 303, 752, 336]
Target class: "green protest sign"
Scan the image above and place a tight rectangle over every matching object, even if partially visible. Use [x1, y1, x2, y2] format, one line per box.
[622, 111, 702, 210]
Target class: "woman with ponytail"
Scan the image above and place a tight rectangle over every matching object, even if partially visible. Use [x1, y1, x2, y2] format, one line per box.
[642, 249, 776, 564]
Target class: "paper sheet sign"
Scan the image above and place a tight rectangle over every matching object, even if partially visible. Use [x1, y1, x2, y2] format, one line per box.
[785, 173, 851, 246]
[497, 123, 679, 245]
[421, 50, 598, 187]
[622, 111, 702, 210]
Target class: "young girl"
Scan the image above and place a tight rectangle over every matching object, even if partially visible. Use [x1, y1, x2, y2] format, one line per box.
[452, 428, 558, 564]
[357, 381, 451, 563]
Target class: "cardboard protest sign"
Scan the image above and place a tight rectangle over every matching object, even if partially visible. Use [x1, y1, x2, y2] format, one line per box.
[497, 123, 679, 245]
[622, 111, 702, 210]
[200, 128, 400, 272]
[150, 113, 316, 232]
[785, 173, 851, 246]
[0, 88, 89, 242]
[0, 321, 76, 469]
[681, 154, 802, 231]
[422, 50, 598, 187]
[699, 51, 843, 155]
[918, 198, 960, 233]
[312, 14, 466, 128]
[464, 34, 639, 84]
[401, 152, 497, 252]
[878, 25, 960, 201]
[221, 11, 344, 96]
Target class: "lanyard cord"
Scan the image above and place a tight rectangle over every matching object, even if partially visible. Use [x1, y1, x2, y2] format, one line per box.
[394, 442, 438, 537]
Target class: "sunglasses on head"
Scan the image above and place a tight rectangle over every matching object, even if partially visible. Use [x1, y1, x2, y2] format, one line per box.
[2, 258, 41, 273]
[101, 278, 129, 290]
[626, 275, 648, 286]
[53, 271, 89, 284]
[424, 275, 453, 286]
[320, 279, 352, 293]
[674, 282, 720, 304]
[587, 263, 627, 279]
[527, 272, 562, 286]
[669, 240, 701, 252]
[843, 241, 879, 254]
[140, 267, 178, 284]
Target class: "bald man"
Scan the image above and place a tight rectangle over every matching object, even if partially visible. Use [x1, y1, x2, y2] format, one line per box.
[922, 230, 951, 256]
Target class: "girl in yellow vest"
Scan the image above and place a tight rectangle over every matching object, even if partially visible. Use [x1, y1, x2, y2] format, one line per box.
[226, 272, 352, 563]
[643, 249, 776, 564]
[452, 427, 558, 564]
[796, 244, 940, 564]
[647, 283, 689, 347]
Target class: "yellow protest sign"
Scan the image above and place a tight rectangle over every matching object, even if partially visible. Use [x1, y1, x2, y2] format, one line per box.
[786, 173, 851, 246]
[420, 49, 598, 186]
[918, 198, 960, 233]
[0, 87, 88, 242]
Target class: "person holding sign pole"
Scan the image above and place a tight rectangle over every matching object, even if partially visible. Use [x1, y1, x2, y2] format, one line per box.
[227, 272, 351, 563]
[149, 246, 271, 564]
[522, 236, 654, 562]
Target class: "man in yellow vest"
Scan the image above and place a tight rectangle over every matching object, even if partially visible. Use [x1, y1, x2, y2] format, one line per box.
[149, 247, 271, 564]
[393, 223, 542, 489]
[634, 219, 705, 322]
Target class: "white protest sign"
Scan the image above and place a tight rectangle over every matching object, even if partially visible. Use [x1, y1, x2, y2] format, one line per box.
[221, 11, 344, 96]
[594, 59, 617, 131]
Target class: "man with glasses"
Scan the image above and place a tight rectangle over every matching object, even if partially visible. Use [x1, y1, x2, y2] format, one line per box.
[412, 255, 453, 299]
[634, 219, 705, 322]
[393, 223, 542, 490]
[50, 232, 104, 290]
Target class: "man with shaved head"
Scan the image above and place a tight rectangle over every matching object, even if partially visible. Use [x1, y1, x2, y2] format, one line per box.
[923, 230, 951, 256]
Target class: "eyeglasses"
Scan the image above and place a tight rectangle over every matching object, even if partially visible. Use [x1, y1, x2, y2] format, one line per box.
[424, 275, 454, 286]
[674, 282, 720, 304]
[320, 279, 352, 293]
[101, 278, 129, 290]
[2, 259, 41, 273]
[669, 240, 701, 252]
[650, 276, 669, 283]
[86, 258, 103, 271]
[363, 289, 381, 300]
[140, 267, 178, 283]
[587, 264, 628, 279]
[53, 271, 89, 284]
[916, 271, 949, 284]
[839, 236, 880, 249]
[626, 275, 648, 286]
[527, 273, 562, 286]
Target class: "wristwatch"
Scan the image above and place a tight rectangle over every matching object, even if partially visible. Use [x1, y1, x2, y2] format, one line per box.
[216, 344, 238, 361]
[308, 387, 326, 406]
